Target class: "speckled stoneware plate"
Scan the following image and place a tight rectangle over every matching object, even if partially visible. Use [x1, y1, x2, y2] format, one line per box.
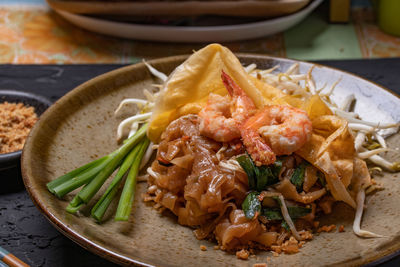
[21, 55, 400, 266]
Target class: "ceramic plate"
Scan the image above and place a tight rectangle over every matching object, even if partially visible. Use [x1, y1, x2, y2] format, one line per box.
[21, 55, 400, 266]
[47, 0, 311, 17]
[52, 0, 323, 42]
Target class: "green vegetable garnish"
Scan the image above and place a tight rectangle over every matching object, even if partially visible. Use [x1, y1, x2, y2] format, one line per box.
[272, 158, 283, 178]
[115, 138, 150, 221]
[242, 192, 261, 220]
[236, 153, 280, 191]
[77, 124, 148, 204]
[261, 206, 312, 220]
[51, 152, 118, 198]
[236, 154, 256, 189]
[281, 221, 291, 231]
[47, 123, 150, 222]
[290, 161, 308, 192]
[255, 166, 273, 192]
[261, 208, 282, 220]
[91, 140, 147, 221]
[46, 156, 107, 194]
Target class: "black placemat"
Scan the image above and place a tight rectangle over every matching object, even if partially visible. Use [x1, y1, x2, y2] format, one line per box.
[1, 59, 399, 267]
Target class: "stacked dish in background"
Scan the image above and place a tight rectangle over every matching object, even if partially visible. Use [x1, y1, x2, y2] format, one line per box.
[46, 0, 323, 42]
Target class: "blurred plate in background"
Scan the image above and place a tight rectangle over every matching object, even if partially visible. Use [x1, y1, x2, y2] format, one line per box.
[47, 0, 311, 17]
[52, 0, 323, 42]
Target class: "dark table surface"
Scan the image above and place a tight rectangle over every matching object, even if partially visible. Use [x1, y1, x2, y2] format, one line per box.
[0, 58, 400, 267]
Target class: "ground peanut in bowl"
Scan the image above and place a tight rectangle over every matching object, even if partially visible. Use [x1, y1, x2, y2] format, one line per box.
[0, 102, 38, 154]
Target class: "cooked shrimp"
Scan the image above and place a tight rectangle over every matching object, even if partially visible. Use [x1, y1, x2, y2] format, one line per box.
[199, 71, 256, 142]
[240, 105, 312, 166]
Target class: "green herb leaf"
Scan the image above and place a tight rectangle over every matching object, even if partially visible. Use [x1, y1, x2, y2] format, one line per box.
[236, 155, 256, 189]
[281, 221, 291, 231]
[287, 206, 312, 218]
[242, 192, 261, 220]
[290, 162, 308, 192]
[261, 206, 312, 220]
[272, 158, 284, 178]
[255, 166, 271, 191]
[261, 208, 282, 220]
[237, 154, 280, 191]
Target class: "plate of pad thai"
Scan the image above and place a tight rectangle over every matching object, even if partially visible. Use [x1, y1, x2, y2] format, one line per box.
[22, 44, 400, 266]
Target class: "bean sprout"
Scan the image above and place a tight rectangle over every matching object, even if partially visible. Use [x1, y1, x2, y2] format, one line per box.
[116, 112, 151, 141]
[306, 66, 317, 95]
[244, 63, 257, 73]
[357, 148, 390, 159]
[348, 123, 376, 133]
[114, 98, 149, 115]
[354, 132, 366, 152]
[140, 142, 154, 170]
[340, 93, 355, 111]
[285, 63, 299, 75]
[147, 167, 160, 180]
[278, 195, 301, 240]
[143, 60, 168, 82]
[353, 189, 384, 238]
[374, 133, 387, 148]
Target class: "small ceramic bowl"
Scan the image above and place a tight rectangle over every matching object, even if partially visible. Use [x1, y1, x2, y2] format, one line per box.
[0, 90, 52, 171]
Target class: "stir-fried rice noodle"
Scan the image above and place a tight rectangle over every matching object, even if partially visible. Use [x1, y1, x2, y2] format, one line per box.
[116, 50, 399, 257]
[145, 115, 318, 252]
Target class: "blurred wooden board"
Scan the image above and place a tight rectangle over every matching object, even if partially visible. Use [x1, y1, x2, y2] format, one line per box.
[46, 0, 311, 17]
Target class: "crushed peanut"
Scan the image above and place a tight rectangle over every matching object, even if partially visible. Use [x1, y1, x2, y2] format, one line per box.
[299, 230, 313, 240]
[280, 237, 299, 254]
[0, 102, 38, 154]
[236, 249, 250, 260]
[317, 224, 337, 233]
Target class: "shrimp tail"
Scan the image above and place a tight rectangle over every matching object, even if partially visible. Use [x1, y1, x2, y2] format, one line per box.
[241, 117, 276, 166]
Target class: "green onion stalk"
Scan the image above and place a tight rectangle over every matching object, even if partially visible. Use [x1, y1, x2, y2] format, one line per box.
[46, 123, 150, 222]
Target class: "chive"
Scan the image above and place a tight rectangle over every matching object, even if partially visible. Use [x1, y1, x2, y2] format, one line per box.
[255, 166, 271, 191]
[287, 206, 312, 218]
[91, 140, 143, 222]
[290, 162, 308, 192]
[281, 221, 291, 231]
[47, 156, 107, 193]
[242, 191, 261, 220]
[76, 124, 148, 204]
[261, 206, 312, 220]
[236, 154, 256, 189]
[66, 194, 85, 214]
[256, 166, 280, 191]
[51, 152, 117, 198]
[90, 185, 119, 221]
[261, 208, 282, 220]
[237, 153, 280, 191]
[272, 158, 284, 178]
[115, 138, 150, 221]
